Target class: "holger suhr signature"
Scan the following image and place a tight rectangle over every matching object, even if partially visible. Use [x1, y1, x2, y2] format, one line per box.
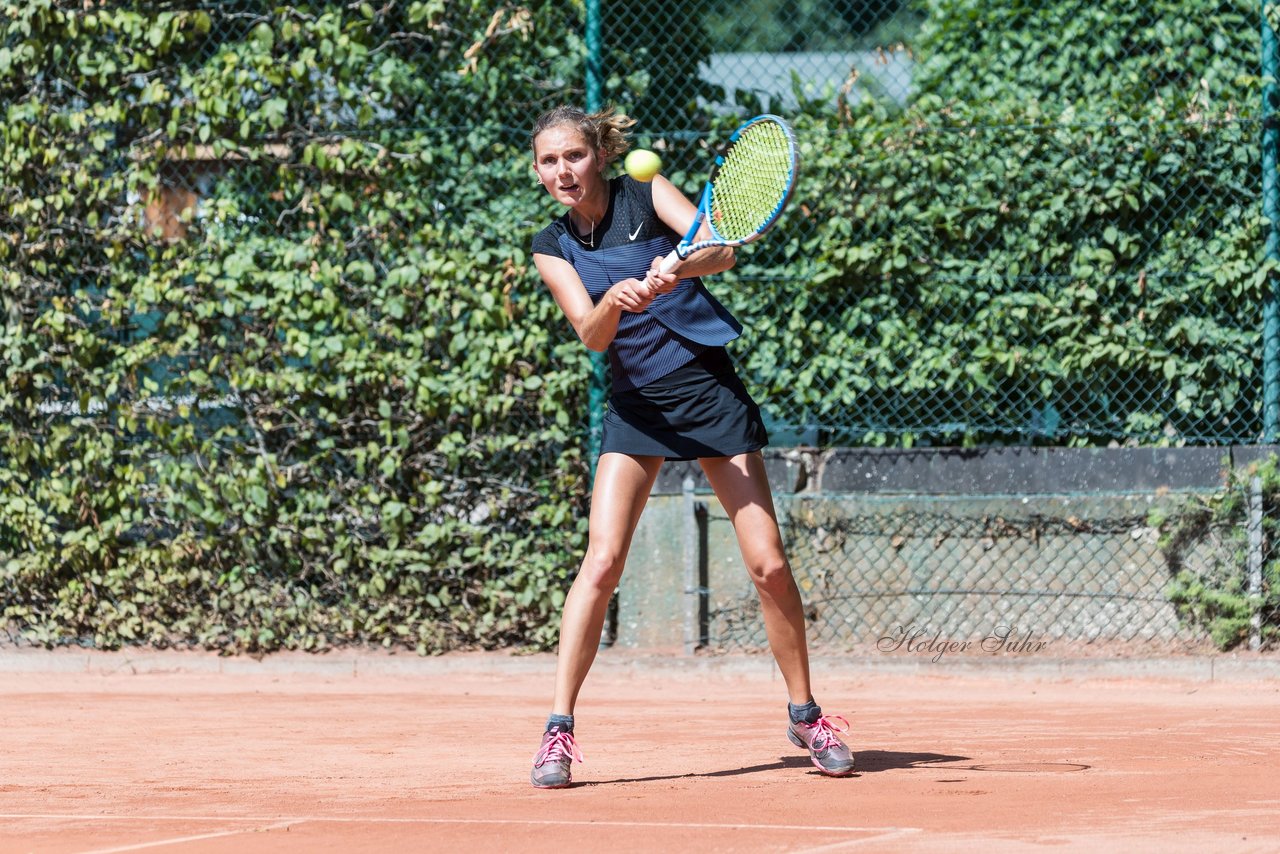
[877, 624, 1050, 663]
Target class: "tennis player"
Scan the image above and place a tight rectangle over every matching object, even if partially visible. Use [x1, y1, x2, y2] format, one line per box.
[527, 105, 854, 788]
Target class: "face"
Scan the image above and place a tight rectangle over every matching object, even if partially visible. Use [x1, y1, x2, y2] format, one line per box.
[532, 124, 605, 209]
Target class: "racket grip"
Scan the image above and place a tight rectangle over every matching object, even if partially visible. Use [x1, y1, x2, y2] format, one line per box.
[658, 250, 681, 274]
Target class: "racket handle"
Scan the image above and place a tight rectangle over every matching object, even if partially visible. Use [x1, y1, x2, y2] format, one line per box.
[658, 250, 681, 274]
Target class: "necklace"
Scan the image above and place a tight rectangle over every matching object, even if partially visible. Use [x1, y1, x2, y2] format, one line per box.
[571, 215, 595, 248]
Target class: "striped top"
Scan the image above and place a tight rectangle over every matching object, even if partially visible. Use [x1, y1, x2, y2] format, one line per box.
[531, 175, 742, 391]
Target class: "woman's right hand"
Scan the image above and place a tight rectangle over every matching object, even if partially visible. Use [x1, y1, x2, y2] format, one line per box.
[644, 258, 680, 297]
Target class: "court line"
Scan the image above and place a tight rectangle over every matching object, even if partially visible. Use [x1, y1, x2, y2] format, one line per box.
[2, 813, 916, 834]
[77, 821, 296, 854]
[790, 827, 924, 853]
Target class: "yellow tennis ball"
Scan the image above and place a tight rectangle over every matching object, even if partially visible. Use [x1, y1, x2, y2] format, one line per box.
[625, 149, 662, 182]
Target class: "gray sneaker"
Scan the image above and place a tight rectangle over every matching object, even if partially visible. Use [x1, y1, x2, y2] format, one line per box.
[787, 714, 855, 777]
[530, 726, 583, 789]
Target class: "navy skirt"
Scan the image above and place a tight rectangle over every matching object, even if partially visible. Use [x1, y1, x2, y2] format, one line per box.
[600, 348, 769, 462]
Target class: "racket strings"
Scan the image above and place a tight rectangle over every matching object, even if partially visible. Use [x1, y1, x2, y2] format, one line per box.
[710, 121, 794, 241]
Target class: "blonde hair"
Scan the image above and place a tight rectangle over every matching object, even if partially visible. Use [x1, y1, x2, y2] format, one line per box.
[530, 105, 635, 165]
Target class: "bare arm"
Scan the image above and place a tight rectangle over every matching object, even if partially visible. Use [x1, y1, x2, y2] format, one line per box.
[650, 173, 736, 279]
[533, 253, 657, 352]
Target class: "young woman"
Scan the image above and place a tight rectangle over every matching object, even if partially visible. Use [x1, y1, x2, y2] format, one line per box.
[528, 105, 854, 788]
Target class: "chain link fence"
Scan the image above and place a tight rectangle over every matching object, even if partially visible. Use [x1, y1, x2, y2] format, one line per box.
[602, 0, 1274, 652]
[617, 450, 1278, 656]
[13, 0, 1261, 445]
[710, 494, 1211, 652]
[645, 464, 1277, 655]
[5, 0, 1278, 652]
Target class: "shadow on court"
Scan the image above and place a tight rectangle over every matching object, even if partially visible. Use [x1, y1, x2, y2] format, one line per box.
[580, 756, 811, 786]
[853, 750, 970, 773]
[578, 751, 968, 785]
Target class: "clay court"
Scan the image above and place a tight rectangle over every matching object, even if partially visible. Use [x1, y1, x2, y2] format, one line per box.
[2, 649, 1278, 853]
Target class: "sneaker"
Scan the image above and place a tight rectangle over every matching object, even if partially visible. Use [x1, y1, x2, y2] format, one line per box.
[530, 726, 583, 789]
[787, 714, 855, 777]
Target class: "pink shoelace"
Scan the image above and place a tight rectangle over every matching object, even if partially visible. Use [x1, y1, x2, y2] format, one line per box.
[533, 729, 584, 767]
[801, 714, 850, 750]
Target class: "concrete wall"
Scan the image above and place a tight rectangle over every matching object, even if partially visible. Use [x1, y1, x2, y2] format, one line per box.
[612, 447, 1275, 651]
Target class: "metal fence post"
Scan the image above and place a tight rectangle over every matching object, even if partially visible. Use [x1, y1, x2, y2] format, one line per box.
[585, 0, 617, 648]
[583, 0, 605, 468]
[682, 476, 709, 654]
[1262, 1, 1280, 440]
[583, 0, 606, 476]
[1248, 475, 1264, 651]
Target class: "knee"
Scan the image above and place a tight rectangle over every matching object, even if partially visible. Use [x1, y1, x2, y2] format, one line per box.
[747, 556, 795, 595]
[576, 546, 626, 591]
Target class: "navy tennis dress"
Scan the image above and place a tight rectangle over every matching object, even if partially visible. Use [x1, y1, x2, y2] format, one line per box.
[532, 175, 768, 461]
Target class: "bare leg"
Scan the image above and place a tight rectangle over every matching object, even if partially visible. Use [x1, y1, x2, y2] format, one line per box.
[699, 451, 813, 706]
[551, 452, 664, 716]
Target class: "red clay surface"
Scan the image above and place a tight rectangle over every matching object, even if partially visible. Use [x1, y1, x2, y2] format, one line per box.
[1, 649, 1278, 853]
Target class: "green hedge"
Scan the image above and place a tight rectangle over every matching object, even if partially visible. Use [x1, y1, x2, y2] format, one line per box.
[719, 0, 1264, 445]
[743, 108, 1262, 444]
[2, 1, 590, 652]
[0, 0, 1270, 651]
[1153, 455, 1280, 650]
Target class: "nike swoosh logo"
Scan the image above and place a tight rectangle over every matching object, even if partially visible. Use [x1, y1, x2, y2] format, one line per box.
[628, 224, 643, 241]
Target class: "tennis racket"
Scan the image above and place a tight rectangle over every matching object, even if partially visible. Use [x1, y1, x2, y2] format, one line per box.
[658, 114, 799, 274]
